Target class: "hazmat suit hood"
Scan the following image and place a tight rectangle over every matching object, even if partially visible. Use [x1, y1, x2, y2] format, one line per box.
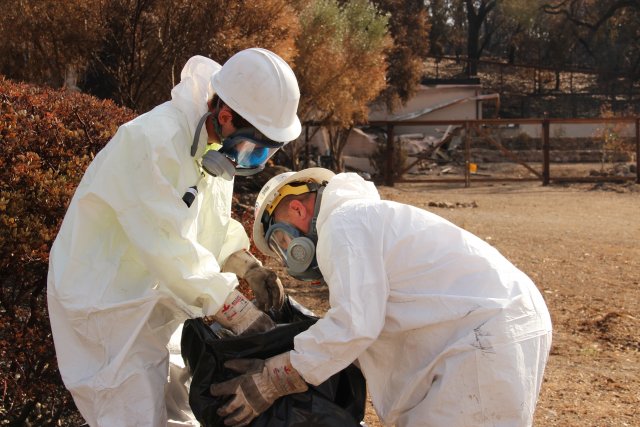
[316, 173, 380, 230]
[171, 55, 221, 159]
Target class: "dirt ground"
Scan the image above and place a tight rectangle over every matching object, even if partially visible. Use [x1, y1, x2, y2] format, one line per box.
[261, 169, 640, 426]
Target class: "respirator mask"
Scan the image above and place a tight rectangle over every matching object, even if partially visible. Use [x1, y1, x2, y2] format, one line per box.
[190, 111, 285, 180]
[183, 111, 285, 207]
[262, 187, 325, 282]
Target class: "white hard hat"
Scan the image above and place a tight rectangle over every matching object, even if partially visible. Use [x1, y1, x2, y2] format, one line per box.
[253, 168, 335, 258]
[211, 48, 301, 143]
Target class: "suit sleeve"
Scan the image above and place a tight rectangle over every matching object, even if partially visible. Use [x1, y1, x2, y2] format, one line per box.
[290, 211, 389, 385]
[84, 115, 239, 316]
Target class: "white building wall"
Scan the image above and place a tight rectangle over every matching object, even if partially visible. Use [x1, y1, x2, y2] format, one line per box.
[302, 83, 490, 173]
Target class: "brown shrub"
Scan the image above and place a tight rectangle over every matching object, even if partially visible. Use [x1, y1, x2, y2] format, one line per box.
[0, 76, 136, 424]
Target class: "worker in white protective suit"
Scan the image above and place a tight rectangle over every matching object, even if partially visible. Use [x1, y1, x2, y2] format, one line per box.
[210, 168, 553, 427]
[47, 48, 302, 426]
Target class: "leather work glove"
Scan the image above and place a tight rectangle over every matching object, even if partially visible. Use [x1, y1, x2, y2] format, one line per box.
[222, 249, 285, 312]
[210, 352, 308, 427]
[210, 290, 275, 335]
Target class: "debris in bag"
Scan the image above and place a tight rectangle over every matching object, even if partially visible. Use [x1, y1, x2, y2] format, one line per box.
[181, 296, 367, 427]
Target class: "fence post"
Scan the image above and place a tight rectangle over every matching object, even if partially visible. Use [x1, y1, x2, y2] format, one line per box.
[636, 118, 640, 184]
[464, 121, 471, 188]
[385, 124, 395, 187]
[304, 125, 310, 169]
[542, 118, 550, 186]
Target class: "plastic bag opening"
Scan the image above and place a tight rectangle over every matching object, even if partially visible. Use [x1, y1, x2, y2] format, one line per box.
[181, 296, 367, 427]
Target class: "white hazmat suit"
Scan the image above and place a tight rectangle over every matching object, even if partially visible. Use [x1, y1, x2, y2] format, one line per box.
[289, 173, 553, 426]
[47, 56, 249, 426]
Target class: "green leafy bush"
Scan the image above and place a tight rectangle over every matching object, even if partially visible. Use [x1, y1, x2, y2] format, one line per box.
[0, 77, 136, 425]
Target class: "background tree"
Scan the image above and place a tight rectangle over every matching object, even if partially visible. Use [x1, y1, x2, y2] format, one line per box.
[84, 0, 204, 111]
[85, 0, 301, 112]
[543, 0, 640, 105]
[425, 0, 467, 62]
[485, 1, 571, 91]
[372, 0, 431, 111]
[425, 0, 499, 77]
[0, 0, 301, 113]
[425, 0, 448, 59]
[463, 0, 497, 76]
[293, 0, 391, 172]
[0, 0, 104, 88]
[3, 0, 639, 120]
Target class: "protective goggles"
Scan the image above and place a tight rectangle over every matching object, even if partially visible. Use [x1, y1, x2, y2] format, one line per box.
[220, 128, 284, 174]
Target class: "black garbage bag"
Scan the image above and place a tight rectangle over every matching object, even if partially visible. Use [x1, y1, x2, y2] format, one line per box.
[181, 297, 367, 427]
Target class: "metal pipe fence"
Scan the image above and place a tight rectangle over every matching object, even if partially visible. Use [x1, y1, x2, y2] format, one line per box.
[367, 117, 640, 187]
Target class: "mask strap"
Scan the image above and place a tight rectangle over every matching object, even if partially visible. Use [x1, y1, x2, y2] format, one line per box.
[190, 111, 212, 157]
[307, 185, 325, 241]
